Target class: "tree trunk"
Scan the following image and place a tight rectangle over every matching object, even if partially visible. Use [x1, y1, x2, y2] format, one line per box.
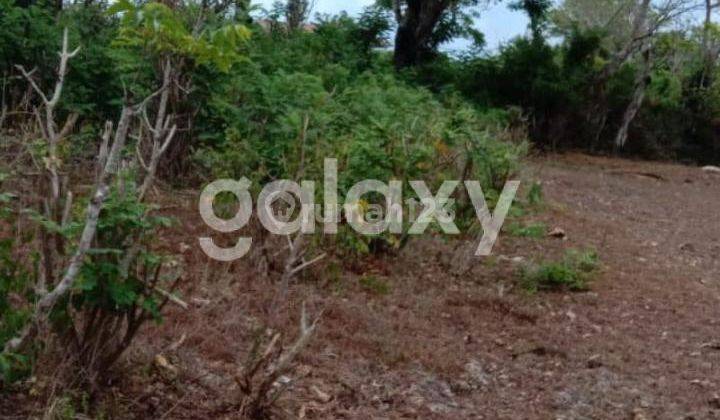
[598, 0, 651, 83]
[700, 0, 717, 88]
[394, 21, 421, 69]
[286, 0, 311, 31]
[615, 47, 652, 149]
[392, 0, 450, 70]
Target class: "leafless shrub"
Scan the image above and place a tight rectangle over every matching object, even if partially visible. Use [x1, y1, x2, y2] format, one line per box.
[235, 303, 322, 419]
[2, 28, 181, 391]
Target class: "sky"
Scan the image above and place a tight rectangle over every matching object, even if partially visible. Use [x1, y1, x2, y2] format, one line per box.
[252, 0, 530, 52]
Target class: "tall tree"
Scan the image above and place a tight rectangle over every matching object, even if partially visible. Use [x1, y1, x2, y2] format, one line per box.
[700, 0, 720, 86]
[286, 0, 314, 30]
[384, 0, 486, 69]
[510, 0, 552, 41]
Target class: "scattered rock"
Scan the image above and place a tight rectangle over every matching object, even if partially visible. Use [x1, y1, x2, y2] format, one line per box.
[586, 354, 603, 369]
[512, 342, 567, 359]
[709, 394, 720, 409]
[548, 227, 567, 239]
[690, 379, 712, 388]
[701, 342, 720, 351]
[566, 310, 577, 322]
[154, 354, 178, 376]
[632, 408, 649, 420]
[680, 243, 696, 253]
[312, 385, 332, 403]
[192, 297, 211, 306]
[463, 359, 490, 389]
[702, 165, 720, 174]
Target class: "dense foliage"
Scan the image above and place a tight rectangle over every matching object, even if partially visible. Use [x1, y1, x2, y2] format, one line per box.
[0, 0, 528, 391]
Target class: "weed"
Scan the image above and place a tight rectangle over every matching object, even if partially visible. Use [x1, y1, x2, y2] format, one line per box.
[520, 249, 599, 292]
[527, 181, 544, 206]
[505, 221, 547, 238]
[358, 275, 390, 296]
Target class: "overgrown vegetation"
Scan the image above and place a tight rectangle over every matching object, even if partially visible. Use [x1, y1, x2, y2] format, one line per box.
[0, 0, 715, 416]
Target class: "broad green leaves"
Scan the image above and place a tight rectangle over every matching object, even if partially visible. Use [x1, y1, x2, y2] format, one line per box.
[109, 1, 250, 72]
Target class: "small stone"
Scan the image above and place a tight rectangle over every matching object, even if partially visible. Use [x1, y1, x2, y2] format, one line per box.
[548, 228, 567, 239]
[632, 408, 649, 420]
[154, 354, 178, 375]
[586, 355, 603, 369]
[566, 310, 577, 322]
[702, 165, 720, 174]
[680, 243, 696, 253]
[690, 379, 712, 387]
[701, 342, 720, 350]
[312, 385, 332, 403]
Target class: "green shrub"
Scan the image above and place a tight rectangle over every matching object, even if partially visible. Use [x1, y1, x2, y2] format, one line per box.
[63, 175, 177, 380]
[193, 48, 528, 255]
[358, 275, 390, 296]
[505, 221, 547, 238]
[520, 249, 599, 292]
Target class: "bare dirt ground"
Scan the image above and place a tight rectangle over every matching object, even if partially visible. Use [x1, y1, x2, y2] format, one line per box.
[4, 153, 720, 419]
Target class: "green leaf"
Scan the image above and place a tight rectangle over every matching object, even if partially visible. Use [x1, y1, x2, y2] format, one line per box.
[106, 0, 135, 16]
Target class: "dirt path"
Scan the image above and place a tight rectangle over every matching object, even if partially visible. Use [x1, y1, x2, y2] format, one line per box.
[6, 154, 720, 419]
[507, 154, 720, 419]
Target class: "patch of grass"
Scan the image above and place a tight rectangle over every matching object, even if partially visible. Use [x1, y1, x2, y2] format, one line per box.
[527, 181, 544, 206]
[520, 249, 599, 292]
[44, 396, 77, 420]
[324, 261, 345, 294]
[505, 221, 547, 238]
[358, 275, 391, 296]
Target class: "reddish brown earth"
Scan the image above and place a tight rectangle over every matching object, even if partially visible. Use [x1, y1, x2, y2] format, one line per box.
[4, 153, 720, 419]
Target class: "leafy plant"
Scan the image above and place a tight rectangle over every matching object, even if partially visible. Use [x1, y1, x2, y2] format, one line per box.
[61, 177, 179, 383]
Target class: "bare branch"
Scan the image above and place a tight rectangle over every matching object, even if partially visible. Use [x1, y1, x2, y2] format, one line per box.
[137, 123, 177, 201]
[57, 113, 79, 142]
[61, 191, 73, 228]
[97, 121, 113, 180]
[15, 65, 48, 105]
[288, 253, 326, 276]
[3, 107, 133, 355]
[238, 303, 322, 416]
[153, 287, 188, 310]
[48, 28, 81, 109]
